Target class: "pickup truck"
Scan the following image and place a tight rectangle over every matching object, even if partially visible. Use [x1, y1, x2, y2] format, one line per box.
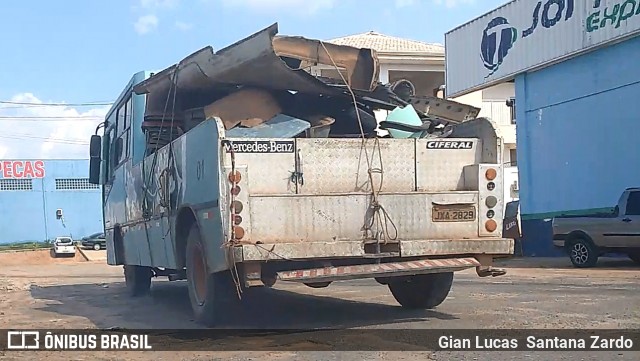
[552, 188, 640, 268]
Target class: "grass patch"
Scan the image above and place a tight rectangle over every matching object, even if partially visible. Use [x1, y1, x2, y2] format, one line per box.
[0, 241, 52, 252]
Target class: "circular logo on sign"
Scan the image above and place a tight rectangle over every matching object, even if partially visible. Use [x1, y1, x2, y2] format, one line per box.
[480, 17, 518, 77]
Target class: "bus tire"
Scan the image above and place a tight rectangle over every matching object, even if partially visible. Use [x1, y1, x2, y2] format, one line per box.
[124, 265, 152, 297]
[388, 272, 454, 309]
[185, 224, 237, 327]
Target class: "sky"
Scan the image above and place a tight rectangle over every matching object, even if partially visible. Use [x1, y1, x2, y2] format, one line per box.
[0, 0, 507, 160]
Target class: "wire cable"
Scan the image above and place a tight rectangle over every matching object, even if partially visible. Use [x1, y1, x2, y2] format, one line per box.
[0, 115, 103, 119]
[0, 100, 113, 106]
[318, 41, 399, 246]
[0, 134, 89, 145]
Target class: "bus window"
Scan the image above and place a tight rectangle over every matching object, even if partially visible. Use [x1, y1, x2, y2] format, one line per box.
[108, 127, 118, 177]
[124, 96, 132, 160]
[111, 96, 133, 168]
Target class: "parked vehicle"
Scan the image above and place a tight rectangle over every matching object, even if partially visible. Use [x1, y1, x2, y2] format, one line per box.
[81, 232, 106, 250]
[552, 188, 640, 268]
[52, 237, 76, 257]
[88, 24, 514, 326]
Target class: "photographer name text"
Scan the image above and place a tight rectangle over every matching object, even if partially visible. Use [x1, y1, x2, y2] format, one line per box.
[439, 335, 634, 350]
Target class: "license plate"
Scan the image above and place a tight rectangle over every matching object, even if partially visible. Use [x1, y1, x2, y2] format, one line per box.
[432, 205, 476, 222]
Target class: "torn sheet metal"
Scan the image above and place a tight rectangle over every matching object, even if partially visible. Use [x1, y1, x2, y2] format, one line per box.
[407, 95, 480, 123]
[384, 105, 425, 139]
[203, 87, 282, 130]
[225, 114, 310, 138]
[132, 23, 379, 116]
[272, 36, 379, 91]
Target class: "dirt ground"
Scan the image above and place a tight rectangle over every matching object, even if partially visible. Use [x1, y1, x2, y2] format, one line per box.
[0, 249, 638, 360]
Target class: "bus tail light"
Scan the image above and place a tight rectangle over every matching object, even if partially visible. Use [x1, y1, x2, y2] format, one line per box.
[485, 196, 498, 208]
[228, 170, 241, 184]
[485, 220, 497, 233]
[477, 164, 502, 237]
[485, 168, 497, 181]
[231, 200, 243, 214]
[233, 226, 245, 240]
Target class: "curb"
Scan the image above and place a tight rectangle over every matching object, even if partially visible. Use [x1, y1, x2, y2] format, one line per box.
[76, 247, 91, 262]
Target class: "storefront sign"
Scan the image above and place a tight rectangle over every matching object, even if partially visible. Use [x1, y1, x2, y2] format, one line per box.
[0, 160, 46, 179]
[445, 0, 640, 97]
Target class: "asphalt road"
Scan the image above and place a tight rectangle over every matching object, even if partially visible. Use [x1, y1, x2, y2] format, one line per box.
[0, 255, 638, 360]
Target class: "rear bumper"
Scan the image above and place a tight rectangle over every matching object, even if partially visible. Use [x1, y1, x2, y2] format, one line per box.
[54, 246, 76, 254]
[234, 238, 514, 262]
[278, 257, 482, 283]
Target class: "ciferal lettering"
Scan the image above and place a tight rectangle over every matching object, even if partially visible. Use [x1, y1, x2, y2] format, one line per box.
[427, 141, 474, 150]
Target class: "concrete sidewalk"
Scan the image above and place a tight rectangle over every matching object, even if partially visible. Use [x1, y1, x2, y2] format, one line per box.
[76, 248, 107, 262]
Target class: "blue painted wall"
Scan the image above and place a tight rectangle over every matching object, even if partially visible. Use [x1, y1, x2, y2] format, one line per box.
[516, 35, 640, 256]
[0, 159, 103, 244]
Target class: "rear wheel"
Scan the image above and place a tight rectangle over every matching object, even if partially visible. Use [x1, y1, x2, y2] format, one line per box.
[388, 272, 454, 309]
[628, 252, 640, 265]
[93, 243, 101, 251]
[124, 265, 153, 297]
[185, 224, 238, 327]
[568, 238, 598, 268]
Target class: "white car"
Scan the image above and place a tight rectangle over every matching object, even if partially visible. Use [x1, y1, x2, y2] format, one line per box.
[52, 237, 76, 257]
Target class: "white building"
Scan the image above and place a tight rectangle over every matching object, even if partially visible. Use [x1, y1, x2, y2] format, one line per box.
[317, 31, 519, 203]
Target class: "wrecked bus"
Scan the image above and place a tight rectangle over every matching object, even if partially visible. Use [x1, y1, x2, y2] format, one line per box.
[88, 23, 514, 326]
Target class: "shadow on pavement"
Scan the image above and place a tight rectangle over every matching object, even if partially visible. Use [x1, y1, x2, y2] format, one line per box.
[495, 256, 640, 270]
[29, 280, 458, 330]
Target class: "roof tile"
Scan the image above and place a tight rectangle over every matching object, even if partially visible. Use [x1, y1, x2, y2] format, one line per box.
[327, 31, 444, 55]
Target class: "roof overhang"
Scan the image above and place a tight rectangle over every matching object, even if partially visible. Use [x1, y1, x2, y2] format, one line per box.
[377, 54, 444, 66]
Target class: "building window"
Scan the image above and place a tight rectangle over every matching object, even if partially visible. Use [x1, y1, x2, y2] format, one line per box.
[55, 178, 100, 190]
[509, 148, 518, 167]
[506, 97, 516, 124]
[0, 179, 33, 191]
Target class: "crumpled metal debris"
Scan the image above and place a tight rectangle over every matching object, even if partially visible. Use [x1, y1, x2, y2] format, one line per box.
[133, 22, 471, 146]
[383, 105, 424, 139]
[225, 114, 310, 138]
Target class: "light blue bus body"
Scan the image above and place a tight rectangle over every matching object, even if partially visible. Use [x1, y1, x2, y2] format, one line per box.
[98, 71, 227, 274]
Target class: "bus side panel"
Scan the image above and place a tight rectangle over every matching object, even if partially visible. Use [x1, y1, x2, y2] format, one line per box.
[105, 165, 129, 266]
[104, 166, 128, 232]
[124, 218, 174, 268]
[180, 119, 229, 274]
